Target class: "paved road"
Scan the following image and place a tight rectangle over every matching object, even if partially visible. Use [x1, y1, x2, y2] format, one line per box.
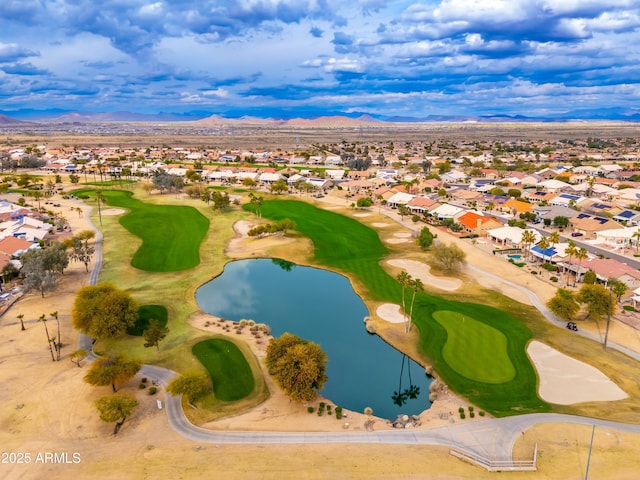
[78, 198, 640, 464]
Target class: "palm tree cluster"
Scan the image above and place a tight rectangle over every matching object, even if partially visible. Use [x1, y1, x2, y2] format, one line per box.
[396, 270, 424, 333]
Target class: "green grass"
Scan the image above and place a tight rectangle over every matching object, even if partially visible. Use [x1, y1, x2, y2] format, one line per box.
[255, 199, 549, 416]
[127, 304, 168, 336]
[192, 338, 255, 402]
[432, 311, 515, 384]
[73, 189, 209, 272]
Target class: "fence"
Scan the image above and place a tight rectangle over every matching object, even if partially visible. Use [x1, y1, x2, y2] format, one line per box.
[450, 443, 537, 472]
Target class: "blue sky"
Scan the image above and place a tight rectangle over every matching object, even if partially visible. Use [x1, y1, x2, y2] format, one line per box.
[1, 0, 639, 118]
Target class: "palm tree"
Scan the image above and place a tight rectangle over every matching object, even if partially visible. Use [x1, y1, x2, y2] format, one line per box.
[633, 229, 640, 253]
[396, 271, 412, 327]
[50, 311, 60, 360]
[564, 240, 577, 286]
[39, 314, 56, 362]
[407, 278, 424, 333]
[548, 231, 560, 249]
[17, 313, 25, 331]
[537, 235, 551, 264]
[521, 230, 536, 261]
[574, 247, 589, 286]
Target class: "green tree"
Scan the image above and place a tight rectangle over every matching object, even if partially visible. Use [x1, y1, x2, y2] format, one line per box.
[265, 333, 327, 402]
[66, 230, 96, 272]
[20, 243, 69, 297]
[553, 216, 569, 229]
[211, 191, 231, 211]
[270, 179, 288, 194]
[537, 235, 551, 263]
[546, 288, 580, 321]
[578, 284, 616, 320]
[95, 394, 138, 434]
[608, 278, 628, 302]
[248, 192, 263, 220]
[356, 197, 372, 208]
[84, 353, 141, 392]
[397, 204, 410, 221]
[166, 372, 211, 404]
[416, 227, 434, 250]
[431, 242, 467, 271]
[70, 349, 88, 367]
[143, 320, 169, 352]
[242, 177, 257, 189]
[583, 270, 597, 284]
[520, 229, 537, 261]
[72, 283, 138, 339]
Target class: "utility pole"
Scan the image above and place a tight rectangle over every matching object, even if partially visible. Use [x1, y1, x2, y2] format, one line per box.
[585, 424, 596, 479]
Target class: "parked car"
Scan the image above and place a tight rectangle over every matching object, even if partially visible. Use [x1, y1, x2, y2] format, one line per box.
[571, 232, 584, 237]
[566, 321, 578, 331]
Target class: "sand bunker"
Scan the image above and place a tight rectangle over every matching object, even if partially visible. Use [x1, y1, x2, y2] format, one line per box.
[102, 208, 125, 215]
[386, 238, 409, 244]
[376, 303, 406, 323]
[353, 212, 372, 217]
[527, 341, 627, 405]
[372, 222, 390, 227]
[387, 259, 462, 291]
[394, 232, 413, 238]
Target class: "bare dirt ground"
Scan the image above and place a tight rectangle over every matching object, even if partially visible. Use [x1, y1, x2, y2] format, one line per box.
[2, 189, 640, 478]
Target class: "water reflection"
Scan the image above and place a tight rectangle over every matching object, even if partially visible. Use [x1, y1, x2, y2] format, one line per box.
[196, 259, 431, 419]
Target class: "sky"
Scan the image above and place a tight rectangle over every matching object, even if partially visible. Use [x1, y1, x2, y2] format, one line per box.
[1, 0, 640, 119]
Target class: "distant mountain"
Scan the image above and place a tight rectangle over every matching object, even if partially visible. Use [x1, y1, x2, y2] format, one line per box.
[0, 114, 30, 125]
[49, 111, 208, 122]
[283, 115, 383, 127]
[193, 114, 283, 126]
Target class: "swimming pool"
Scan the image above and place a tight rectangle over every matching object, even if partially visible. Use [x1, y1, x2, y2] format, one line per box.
[507, 254, 522, 260]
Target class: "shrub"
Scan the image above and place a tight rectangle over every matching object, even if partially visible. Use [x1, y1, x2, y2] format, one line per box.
[319, 401, 325, 408]
[470, 412, 475, 418]
[307, 406, 314, 413]
[139, 382, 147, 389]
[335, 406, 343, 419]
[317, 409, 323, 416]
[530, 271, 538, 275]
[468, 406, 474, 412]
[550, 276, 558, 282]
[458, 407, 464, 414]
[460, 412, 466, 419]
[623, 305, 636, 312]
[479, 411, 485, 417]
[141, 377, 148, 383]
[148, 386, 158, 395]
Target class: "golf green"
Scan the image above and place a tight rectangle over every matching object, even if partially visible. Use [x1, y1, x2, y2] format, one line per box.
[76, 189, 209, 272]
[432, 310, 516, 384]
[192, 338, 255, 402]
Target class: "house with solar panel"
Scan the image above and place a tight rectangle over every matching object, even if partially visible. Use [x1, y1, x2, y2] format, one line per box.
[612, 209, 640, 226]
[569, 213, 624, 238]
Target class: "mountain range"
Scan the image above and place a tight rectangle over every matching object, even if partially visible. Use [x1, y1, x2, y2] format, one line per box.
[1, 108, 640, 125]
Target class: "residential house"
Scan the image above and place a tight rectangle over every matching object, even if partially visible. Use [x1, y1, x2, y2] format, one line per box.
[570, 213, 624, 238]
[386, 192, 415, 208]
[486, 226, 541, 248]
[440, 170, 468, 184]
[430, 204, 465, 220]
[407, 197, 439, 214]
[456, 212, 503, 236]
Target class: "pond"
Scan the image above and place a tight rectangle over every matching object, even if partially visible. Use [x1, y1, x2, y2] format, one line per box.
[195, 258, 432, 420]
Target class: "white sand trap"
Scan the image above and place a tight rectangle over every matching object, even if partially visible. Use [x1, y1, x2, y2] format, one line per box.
[233, 220, 252, 236]
[353, 212, 372, 217]
[372, 222, 390, 227]
[394, 232, 412, 238]
[387, 259, 462, 291]
[102, 208, 125, 215]
[376, 303, 406, 323]
[527, 341, 627, 405]
[386, 238, 409, 244]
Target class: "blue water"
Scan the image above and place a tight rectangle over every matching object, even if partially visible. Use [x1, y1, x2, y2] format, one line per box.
[508, 255, 522, 260]
[195, 258, 432, 420]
